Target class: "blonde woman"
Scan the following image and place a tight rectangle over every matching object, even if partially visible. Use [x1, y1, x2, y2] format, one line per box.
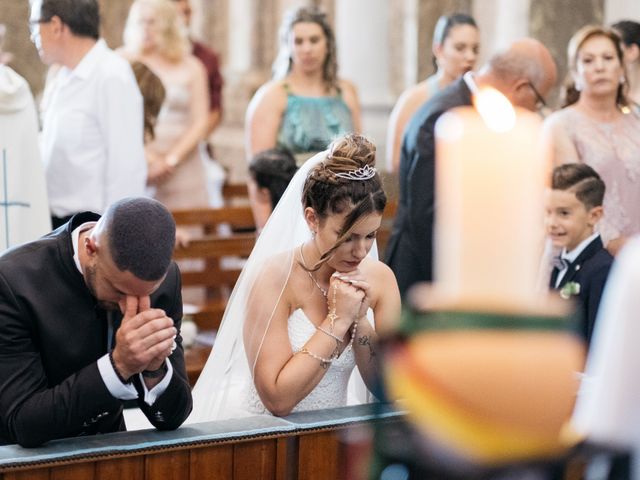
[542, 26, 640, 255]
[120, 0, 209, 210]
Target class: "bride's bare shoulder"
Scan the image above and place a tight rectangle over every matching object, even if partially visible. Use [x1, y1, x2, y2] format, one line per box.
[254, 249, 300, 284]
[361, 256, 397, 283]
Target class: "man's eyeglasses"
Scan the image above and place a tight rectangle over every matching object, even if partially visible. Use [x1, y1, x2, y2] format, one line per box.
[526, 81, 550, 117]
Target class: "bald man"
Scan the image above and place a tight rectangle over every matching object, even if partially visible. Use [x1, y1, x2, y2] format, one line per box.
[386, 39, 557, 297]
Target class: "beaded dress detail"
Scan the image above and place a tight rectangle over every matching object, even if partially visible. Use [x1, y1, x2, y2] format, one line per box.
[244, 309, 355, 415]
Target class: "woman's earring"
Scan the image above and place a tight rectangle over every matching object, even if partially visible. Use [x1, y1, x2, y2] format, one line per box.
[311, 230, 316, 239]
[574, 80, 583, 92]
[620, 76, 626, 85]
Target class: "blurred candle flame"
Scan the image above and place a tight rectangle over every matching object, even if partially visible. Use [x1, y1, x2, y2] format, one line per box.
[473, 87, 516, 133]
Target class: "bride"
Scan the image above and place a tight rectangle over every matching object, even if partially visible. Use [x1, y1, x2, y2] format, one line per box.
[188, 133, 401, 421]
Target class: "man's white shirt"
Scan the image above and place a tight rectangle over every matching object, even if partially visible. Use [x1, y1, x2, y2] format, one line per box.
[41, 39, 146, 217]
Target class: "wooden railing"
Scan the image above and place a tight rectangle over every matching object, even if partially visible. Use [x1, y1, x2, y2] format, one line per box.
[0, 405, 402, 480]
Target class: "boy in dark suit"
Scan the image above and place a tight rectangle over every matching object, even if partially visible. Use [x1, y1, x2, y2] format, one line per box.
[545, 163, 613, 346]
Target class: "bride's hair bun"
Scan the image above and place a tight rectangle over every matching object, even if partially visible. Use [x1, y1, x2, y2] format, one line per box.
[301, 133, 387, 269]
[309, 134, 377, 185]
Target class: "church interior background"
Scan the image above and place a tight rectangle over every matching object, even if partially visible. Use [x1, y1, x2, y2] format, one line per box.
[1, 0, 639, 181]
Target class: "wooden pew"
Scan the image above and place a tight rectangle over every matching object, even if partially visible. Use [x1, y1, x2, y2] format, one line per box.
[222, 182, 249, 203]
[0, 405, 402, 480]
[172, 206, 256, 329]
[172, 206, 257, 386]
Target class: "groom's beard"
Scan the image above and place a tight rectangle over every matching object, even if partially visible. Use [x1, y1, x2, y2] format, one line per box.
[84, 264, 120, 312]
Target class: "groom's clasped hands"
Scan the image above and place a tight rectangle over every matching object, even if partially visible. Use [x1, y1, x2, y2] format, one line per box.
[111, 295, 177, 382]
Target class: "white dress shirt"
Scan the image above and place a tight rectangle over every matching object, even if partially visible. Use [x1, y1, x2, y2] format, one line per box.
[71, 222, 172, 405]
[41, 40, 146, 217]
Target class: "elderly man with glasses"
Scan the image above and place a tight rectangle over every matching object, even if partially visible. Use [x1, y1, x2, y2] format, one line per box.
[386, 38, 557, 298]
[29, 0, 146, 229]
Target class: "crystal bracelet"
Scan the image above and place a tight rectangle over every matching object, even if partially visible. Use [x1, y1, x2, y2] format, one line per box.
[298, 347, 333, 368]
[317, 325, 343, 343]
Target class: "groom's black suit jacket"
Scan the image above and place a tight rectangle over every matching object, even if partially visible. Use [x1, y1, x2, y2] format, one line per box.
[385, 78, 473, 297]
[0, 213, 192, 447]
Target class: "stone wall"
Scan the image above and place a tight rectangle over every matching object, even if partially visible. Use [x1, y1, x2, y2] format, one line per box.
[530, 0, 604, 107]
[0, 1, 46, 97]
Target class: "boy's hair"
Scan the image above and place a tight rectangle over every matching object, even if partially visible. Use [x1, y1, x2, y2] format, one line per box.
[551, 163, 605, 209]
[249, 147, 298, 210]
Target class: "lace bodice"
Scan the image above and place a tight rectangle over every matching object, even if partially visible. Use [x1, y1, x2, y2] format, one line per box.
[244, 309, 356, 415]
[552, 108, 640, 242]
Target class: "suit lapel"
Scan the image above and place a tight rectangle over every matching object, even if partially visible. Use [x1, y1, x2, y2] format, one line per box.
[557, 237, 603, 289]
[550, 267, 560, 288]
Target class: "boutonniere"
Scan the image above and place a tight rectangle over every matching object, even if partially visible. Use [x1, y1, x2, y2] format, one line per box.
[560, 281, 581, 299]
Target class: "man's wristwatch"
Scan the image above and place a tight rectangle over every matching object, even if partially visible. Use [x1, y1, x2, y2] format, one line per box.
[141, 362, 168, 379]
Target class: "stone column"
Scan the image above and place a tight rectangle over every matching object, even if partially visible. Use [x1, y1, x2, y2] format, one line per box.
[335, 0, 395, 159]
[416, 0, 472, 82]
[604, 0, 640, 24]
[388, 0, 418, 98]
[472, 0, 530, 66]
[99, 0, 134, 49]
[192, 0, 228, 66]
[529, 0, 604, 107]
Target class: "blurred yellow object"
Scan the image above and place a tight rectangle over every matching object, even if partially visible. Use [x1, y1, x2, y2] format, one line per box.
[385, 328, 585, 464]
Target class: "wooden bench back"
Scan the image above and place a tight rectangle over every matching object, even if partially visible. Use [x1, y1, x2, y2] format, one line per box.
[172, 206, 257, 330]
[172, 205, 255, 232]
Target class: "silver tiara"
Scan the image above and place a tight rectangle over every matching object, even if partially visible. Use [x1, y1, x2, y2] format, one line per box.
[334, 165, 377, 181]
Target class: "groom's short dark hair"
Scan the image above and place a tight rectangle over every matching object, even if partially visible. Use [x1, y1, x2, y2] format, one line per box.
[102, 197, 176, 281]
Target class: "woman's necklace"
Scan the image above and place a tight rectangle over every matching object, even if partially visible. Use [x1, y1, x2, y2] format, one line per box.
[300, 246, 328, 298]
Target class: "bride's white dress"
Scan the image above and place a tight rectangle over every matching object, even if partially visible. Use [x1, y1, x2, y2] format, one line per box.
[124, 308, 358, 430]
[243, 309, 356, 415]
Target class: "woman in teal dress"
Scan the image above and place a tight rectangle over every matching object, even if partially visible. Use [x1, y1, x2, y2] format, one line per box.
[245, 6, 361, 230]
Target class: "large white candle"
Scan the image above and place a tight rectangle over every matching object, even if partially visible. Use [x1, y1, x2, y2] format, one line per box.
[434, 88, 545, 312]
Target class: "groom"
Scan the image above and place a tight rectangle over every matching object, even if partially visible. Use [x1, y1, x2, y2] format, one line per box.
[0, 197, 192, 447]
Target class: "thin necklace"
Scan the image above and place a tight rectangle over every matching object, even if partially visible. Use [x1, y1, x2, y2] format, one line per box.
[300, 246, 327, 298]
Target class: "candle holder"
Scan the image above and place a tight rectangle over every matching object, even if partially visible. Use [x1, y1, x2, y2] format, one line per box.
[366, 284, 633, 479]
